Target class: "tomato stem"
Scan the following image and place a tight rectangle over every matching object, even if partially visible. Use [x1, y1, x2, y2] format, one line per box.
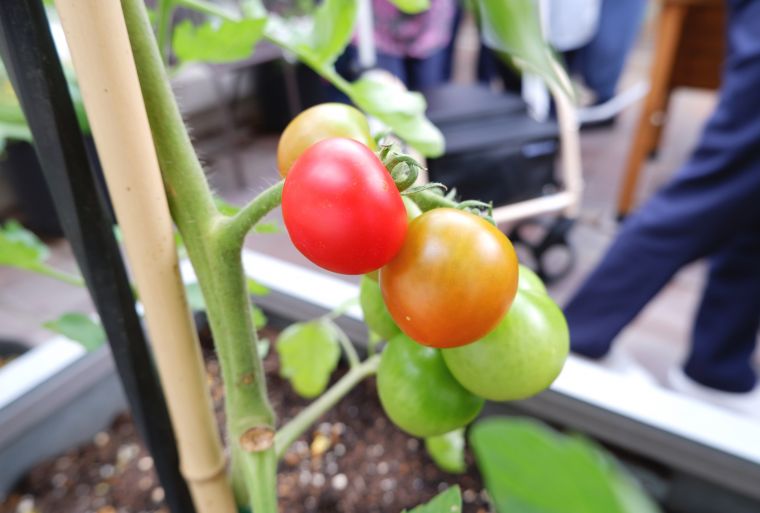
[221, 180, 284, 246]
[274, 354, 380, 459]
[122, 2, 278, 512]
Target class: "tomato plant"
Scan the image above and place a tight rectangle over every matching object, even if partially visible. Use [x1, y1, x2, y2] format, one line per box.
[442, 289, 569, 401]
[276, 103, 375, 177]
[282, 138, 408, 275]
[380, 208, 519, 348]
[377, 332, 484, 437]
[359, 274, 400, 340]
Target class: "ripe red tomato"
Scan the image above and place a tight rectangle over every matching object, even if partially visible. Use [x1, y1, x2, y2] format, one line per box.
[282, 138, 407, 275]
[277, 103, 375, 177]
[380, 208, 518, 348]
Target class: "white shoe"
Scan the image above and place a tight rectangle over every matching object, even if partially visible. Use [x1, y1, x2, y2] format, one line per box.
[586, 348, 658, 386]
[667, 367, 760, 421]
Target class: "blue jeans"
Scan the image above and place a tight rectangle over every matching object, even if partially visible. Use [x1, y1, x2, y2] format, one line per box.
[565, 0, 760, 393]
[565, 0, 647, 102]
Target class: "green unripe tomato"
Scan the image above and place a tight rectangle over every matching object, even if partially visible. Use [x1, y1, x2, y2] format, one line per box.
[359, 275, 400, 340]
[377, 333, 484, 437]
[518, 264, 547, 295]
[442, 290, 568, 402]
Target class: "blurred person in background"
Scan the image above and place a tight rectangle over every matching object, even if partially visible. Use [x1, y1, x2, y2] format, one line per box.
[564, 0, 760, 418]
[336, 0, 456, 91]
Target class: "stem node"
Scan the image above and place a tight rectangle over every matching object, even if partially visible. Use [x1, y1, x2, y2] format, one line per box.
[240, 426, 276, 452]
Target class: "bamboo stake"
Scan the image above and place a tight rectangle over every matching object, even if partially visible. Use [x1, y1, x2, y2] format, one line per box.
[54, 2, 236, 512]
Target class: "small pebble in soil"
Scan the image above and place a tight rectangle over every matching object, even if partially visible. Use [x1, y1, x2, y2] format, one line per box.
[379, 478, 395, 492]
[377, 462, 389, 475]
[310, 433, 331, 457]
[463, 489, 478, 503]
[299, 470, 312, 487]
[333, 443, 346, 457]
[94, 432, 110, 448]
[367, 444, 384, 458]
[51, 473, 67, 488]
[137, 456, 154, 472]
[325, 461, 338, 475]
[94, 482, 110, 496]
[331, 474, 348, 491]
[406, 438, 419, 451]
[138, 476, 153, 491]
[99, 464, 115, 479]
[151, 487, 165, 503]
[311, 473, 326, 487]
[96, 506, 116, 513]
[16, 496, 34, 513]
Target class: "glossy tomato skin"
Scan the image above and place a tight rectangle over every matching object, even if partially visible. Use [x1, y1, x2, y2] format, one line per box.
[380, 208, 519, 348]
[282, 138, 407, 275]
[277, 103, 375, 176]
[377, 333, 484, 437]
[442, 289, 569, 401]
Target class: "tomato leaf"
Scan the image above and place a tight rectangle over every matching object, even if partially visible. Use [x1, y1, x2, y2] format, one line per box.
[43, 313, 106, 352]
[388, 0, 430, 14]
[251, 304, 267, 329]
[0, 220, 49, 270]
[425, 429, 466, 474]
[253, 222, 281, 234]
[476, 0, 571, 98]
[310, 0, 358, 64]
[276, 319, 341, 398]
[345, 75, 444, 157]
[247, 277, 270, 296]
[470, 418, 660, 513]
[402, 485, 462, 513]
[173, 18, 266, 64]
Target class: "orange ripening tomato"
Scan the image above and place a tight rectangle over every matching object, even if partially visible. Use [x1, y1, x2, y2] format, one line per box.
[380, 208, 519, 348]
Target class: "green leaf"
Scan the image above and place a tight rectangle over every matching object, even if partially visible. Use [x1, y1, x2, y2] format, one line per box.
[388, 0, 430, 14]
[276, 319, 341, 398]
[185, 282, 206, 311]
[43, 313, 107, 351]
[476, 0, 571, 98]
[345, 75, 444, 157]
[251, 304, 267, 329]
[247, 277, 270, 296]
[173, 18, 266, 64]
[425, 429, 466, 474]
[310, 0, 357, 64]
[403, 485, 462, 513]
[0, 220, 49, 270]
[214, 196, 241, 216]
[253, 222, 281, 234]
[257, 338, 271, 359]
[470, 418, 660, 513]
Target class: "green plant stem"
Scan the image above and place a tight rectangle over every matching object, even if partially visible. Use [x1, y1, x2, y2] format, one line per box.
[221, 181, 284, 246]
[155, 0, 173, 64]
[332, 324, 360, 369]
[30, 264, 86, 287]
[122, 1, 278, 511]
[406, 189, 458, 211]
[275, 354, 380, 459]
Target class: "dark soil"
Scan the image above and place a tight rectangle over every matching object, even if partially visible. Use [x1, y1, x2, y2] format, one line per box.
[0, 329, 491, 513]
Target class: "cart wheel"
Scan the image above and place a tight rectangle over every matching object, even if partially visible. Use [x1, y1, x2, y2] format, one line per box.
[508, 217, 576, 285]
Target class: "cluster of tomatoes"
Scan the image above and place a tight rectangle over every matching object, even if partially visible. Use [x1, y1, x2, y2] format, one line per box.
[278, 103, 569, 438]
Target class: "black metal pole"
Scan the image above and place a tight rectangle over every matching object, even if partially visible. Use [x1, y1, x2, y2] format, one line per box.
[0, 2, 196, 512]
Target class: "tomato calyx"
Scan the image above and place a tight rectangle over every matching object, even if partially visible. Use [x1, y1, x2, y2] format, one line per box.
[377, 144, 496, 225]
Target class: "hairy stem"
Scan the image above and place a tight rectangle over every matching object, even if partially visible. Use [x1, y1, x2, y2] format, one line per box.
[221, 180, 284, 247]
[122, 1, 278, 511]
[275, 354, 380, 459]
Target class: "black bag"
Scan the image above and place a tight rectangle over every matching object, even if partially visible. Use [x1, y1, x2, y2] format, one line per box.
[423, 84, 560, 207]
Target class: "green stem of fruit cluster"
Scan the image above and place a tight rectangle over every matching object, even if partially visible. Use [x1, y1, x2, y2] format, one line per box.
[221, 180, 284, 247]
[274, 354, 380, 459]
[122, 2, 278, 512]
